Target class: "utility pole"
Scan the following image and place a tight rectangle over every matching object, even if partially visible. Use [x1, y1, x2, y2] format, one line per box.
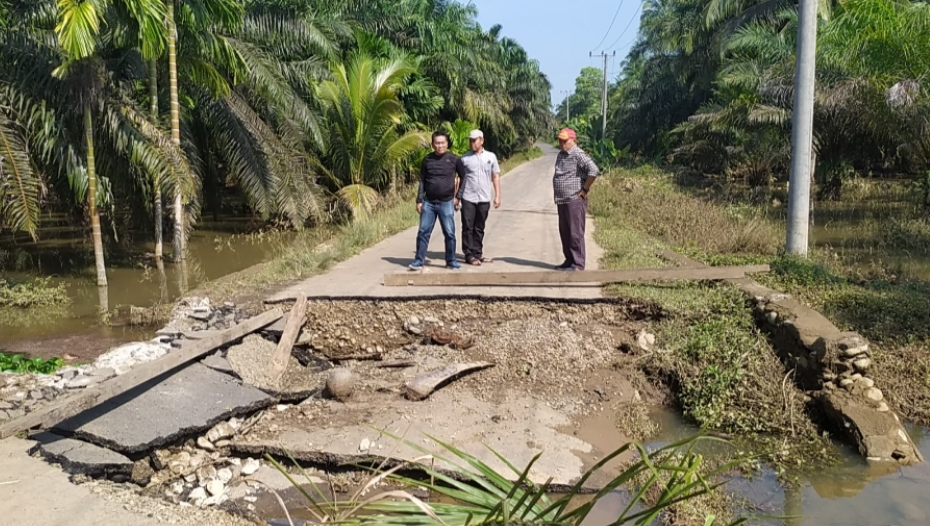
[561, 90, 571, 121]
[590, 51, 615, 140]
[785, 0, 819, 257]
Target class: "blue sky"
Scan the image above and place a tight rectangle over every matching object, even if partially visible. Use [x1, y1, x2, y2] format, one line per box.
[470, 0, 643, 109]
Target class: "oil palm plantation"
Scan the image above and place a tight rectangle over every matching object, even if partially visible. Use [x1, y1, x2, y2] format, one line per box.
[315, 38, 430, 219]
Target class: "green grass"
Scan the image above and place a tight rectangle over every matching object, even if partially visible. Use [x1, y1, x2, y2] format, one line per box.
[0, 352, 64, 374]
[591, 165, 930, 430]
[0, 277, 71, 308]
[589, 169, 837, 469]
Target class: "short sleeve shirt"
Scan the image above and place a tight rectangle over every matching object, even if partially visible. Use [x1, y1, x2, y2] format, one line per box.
[553, 146, 600, 205]
[457, 150, 500, 203]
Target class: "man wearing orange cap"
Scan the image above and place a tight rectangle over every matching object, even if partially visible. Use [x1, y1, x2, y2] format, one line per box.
[553, 128, 600, 271]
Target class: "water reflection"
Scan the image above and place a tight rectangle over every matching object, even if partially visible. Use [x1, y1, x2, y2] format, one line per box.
[648, 409, 930, 526]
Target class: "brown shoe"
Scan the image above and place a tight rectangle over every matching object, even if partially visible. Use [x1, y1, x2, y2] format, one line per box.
[467, 257, 481, 266]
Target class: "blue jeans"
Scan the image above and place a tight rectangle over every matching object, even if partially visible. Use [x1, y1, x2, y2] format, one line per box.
[413, 199, 457, 266]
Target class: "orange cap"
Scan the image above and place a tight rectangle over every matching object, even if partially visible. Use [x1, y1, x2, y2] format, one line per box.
[557, 128, 576, 140]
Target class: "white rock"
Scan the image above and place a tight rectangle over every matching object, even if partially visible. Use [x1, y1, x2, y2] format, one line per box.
[276, 404, 289, 412]
[197, 465, 217, 485]
[206, 422, 236, 443]
[241, 458, 260, 476]
[408, 316, 421, 326]
[359, 438, 371, 452]
[206, 479, 225, 497]
[853, 357, 871, 372]
[228, 458, 241, 466]
[188, 487, 207, 501]
[424, 317, 439, 324]
[858, 377, 875, 388]
[865, 387, 884, 402]
[196, 437, 215, 451]
[877, 402, 890, 412]
[216, 467, 233, 484]
[169, 481, 185, 495]
[636, 330, 656, 350]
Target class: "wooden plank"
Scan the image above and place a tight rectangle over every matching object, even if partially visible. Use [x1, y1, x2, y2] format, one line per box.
[405, 362, 495, 401]
[267, 295, 307, 386]
[0, 308, 284, 439]
[384, 264, 770, 287]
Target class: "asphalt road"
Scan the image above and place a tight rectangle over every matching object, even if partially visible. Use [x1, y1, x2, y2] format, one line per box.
[269, 143, 605, 301]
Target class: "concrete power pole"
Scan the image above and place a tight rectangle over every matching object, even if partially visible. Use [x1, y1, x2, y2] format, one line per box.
[590, 51, 615, 140]
[561, 90, 571, 121]
[785, 0, 819, 256]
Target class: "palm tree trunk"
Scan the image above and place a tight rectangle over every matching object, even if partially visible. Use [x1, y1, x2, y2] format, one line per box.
[84, 103, 108, 288]
[167, 0, 185, 262]
[150, 58, 165, 260]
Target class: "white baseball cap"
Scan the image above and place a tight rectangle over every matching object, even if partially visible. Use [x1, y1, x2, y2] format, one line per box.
[468, 129, 484, 139]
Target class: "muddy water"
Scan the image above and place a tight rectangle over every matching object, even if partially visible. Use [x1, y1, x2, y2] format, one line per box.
[809, 192, 930, 280]
[646, 408, 930, 526]
[0, 221, 293, 357]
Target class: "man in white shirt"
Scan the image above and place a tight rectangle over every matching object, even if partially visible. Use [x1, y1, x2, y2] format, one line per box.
[455, 129, 501, 266]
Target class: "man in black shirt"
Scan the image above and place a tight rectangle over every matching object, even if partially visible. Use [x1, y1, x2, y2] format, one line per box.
[410, 130, 462, 270]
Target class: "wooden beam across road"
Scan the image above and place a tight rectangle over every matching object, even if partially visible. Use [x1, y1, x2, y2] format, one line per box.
[383, 264, 770, 287]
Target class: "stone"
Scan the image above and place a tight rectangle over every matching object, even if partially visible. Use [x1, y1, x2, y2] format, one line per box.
[408, 326, 423, 336]
[58, 369, 80, 380]
[326, 368, 356, 401]
[877, 402, 890, 412]
[359, 438, 371, 452]
[407, 316, 421, 326]
[424, 317, 439, 324]
[865, 387, 884, 402]
[214, 440, 231, 448]
[197, 437, 215, 451]
[765, 311, 778, 324]
[131, 459, 156, 485]
[28, 389, 43, 400]
[151, 450, 172, 470]
[29, 432, 133, 478]
[216, 467, 233, 484]
[0, 400, 13, 410]
[169, 481, 185, 495]
[241, 458, 260, 476]
[66, 376, 103, 389]
[839, 378, 854, 388]
[53, 363, 273, 454]
[94, 341, 169, 371]
[206, 422, 237, 443]
[188, 486, 207, 502]
[169, 452, 192, 474]
[841, 344, 869, 358]
[0, 410, 10, 421]
[853, 357, 871, 372]
[197, 465, 217, 485]
[858, 377, 875, 388]
[206, 479, 225, 497]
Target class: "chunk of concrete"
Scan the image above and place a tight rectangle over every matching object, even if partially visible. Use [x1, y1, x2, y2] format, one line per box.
[52, 363, 274, 454]
[201, 351, 237, 376]
[29, 432, 133, 477]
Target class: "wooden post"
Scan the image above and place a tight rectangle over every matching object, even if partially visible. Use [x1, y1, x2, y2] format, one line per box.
[267, 295, 308, 385]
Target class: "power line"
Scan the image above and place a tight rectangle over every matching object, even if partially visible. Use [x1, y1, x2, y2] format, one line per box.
[604, 4, 642, 52]
[590, 0, 626, 53]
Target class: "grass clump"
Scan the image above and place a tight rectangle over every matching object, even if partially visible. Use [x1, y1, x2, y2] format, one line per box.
[0, 352, 63, 374]
[0, 277, 70, 308]
[593, 164, 930, 429]
[589, 171, 836, 468]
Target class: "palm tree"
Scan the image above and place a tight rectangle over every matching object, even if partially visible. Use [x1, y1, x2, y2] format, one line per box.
[53, 0, 167, 287]
[315, 39, 429, 219]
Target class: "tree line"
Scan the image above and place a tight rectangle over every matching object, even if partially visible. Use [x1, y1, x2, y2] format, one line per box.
[0, 0, 554, 286]
[559, 0, 930, 200]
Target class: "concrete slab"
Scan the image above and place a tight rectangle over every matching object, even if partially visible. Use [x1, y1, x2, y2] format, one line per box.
[201, 351, 237, 377]
[29, 431, 133, 477]
[52, 363, 275, 454]
[230, 389, 606, 490]
[267, 144, 606, 302]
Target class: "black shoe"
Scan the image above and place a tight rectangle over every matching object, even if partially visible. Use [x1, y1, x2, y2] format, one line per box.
[555, 261, 573, 269]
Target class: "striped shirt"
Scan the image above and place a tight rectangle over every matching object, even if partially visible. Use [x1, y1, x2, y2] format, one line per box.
[553, 145, 600, 205]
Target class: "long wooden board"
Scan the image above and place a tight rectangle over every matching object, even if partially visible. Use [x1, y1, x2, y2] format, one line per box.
[383, 264, 770, 287]
[267, 295, 307, 386]
[0, 307, 284, 439]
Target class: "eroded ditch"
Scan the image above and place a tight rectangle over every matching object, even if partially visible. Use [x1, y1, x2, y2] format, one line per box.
[7, 288, 927, 526]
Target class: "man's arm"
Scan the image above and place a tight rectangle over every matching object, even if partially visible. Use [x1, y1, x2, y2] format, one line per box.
[454, 157, 466, 202]
[578, 151, 600, 199]
[491, 154, 501, 208]
[416, 157, 427, 212]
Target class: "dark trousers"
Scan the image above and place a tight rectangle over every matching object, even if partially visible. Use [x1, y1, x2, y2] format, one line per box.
[557, 197, 587, 270]
[461, 200, 490, 261]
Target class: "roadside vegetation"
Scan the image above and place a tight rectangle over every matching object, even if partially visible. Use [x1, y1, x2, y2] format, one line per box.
[0, 277, 71, 308]
[590, 165, 930, 445]
[265, 434, 753, 526]
[0, 351, 63, 374]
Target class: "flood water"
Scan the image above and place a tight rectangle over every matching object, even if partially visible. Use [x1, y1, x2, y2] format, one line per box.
[0, 218, 293, 355]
